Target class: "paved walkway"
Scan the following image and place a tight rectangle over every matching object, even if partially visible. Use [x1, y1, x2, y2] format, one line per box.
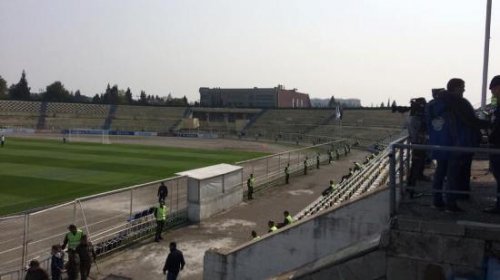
[94, 149, 370, 280]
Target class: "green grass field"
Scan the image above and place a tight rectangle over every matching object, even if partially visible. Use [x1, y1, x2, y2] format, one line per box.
[0, 137, 267, 215]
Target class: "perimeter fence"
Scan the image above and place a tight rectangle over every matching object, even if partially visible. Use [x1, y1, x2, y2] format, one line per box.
[0, 176, 188, 279]
[0, 138, 352, 279]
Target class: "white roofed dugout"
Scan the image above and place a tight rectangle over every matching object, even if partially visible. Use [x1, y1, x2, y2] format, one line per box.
[176, 163, 242, 180]
[176, 163, 243, 222]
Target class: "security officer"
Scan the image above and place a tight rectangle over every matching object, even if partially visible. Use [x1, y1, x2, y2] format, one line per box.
[316, 153, 320, 169]
[154, 201, 168, 242]
[251, 230, 260, 240]
[62, 224, 84, 252]
[247, 174, 255, 200]
[353, 162, 362, 172]
[322, 180, 338, 196]
[283, 211, 294, 225]
[303, 157, 308, 175]
[268, 221, 278, 233]
[285, 163, 290, 184]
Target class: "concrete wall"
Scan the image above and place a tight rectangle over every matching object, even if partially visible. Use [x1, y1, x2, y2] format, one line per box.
[188, 170, 243, 222]
[204, 188, 391, 280]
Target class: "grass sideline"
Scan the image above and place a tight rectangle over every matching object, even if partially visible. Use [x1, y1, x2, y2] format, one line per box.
[0, 137, 267, 215]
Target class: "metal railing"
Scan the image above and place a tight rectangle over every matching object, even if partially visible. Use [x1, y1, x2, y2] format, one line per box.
[295, 146, 398, 220]
[388, 139, 500, 217]
[236, 140, 350, 193]
[0, 176, 188, 278]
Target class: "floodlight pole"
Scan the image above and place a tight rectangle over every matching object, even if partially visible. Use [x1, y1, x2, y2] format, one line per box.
[481, 0, 492, 108]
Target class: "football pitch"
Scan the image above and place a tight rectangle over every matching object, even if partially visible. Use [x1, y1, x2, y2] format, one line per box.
[0, 137, 267, 216]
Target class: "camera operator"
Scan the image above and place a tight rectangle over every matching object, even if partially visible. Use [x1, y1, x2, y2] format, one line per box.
[407, 98, 428, 196]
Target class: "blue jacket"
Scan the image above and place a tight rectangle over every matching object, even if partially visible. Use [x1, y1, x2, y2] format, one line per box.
[426, 94, 486, 160]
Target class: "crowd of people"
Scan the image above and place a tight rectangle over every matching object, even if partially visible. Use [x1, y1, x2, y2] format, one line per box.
[250, 210, 296, 240]
[407, 76, 500, 214]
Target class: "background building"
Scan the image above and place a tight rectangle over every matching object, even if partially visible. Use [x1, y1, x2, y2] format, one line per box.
[199, 85, 311, 108]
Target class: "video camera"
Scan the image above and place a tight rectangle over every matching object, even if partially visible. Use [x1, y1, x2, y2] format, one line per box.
[391, 97, 427, 116]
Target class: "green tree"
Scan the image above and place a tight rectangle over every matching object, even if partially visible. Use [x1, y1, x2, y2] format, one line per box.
[380, 102, 384, 108]
[328, 96, 337, 107]
[9, 70, 31, 100]
[0, 75, 7, 99]
[139, 90, 148, 105]
[125, 87, 133, 104]
[43, 81, 71, 102]
[92, 94, 101, 103]
[391, 100, 397, 107]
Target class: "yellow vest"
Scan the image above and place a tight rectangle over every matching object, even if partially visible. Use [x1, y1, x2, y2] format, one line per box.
[67, 229, 83, 250]
[285, 215, 294, 224]
[156, 205, 167, 221]
[270, 226, 278, 232]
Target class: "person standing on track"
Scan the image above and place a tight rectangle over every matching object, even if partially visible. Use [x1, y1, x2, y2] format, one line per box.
[157, 182, 168, 203]
[154, 201, 168, 242]
[162, 242, 185, 280]
[247, 174, 255, 200]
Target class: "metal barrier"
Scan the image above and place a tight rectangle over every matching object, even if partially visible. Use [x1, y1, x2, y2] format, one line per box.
[294, 134, 409, 220]
[0, 176, 188, 278]
[236, 140, 350, 193]
[388, 139, 500, 217]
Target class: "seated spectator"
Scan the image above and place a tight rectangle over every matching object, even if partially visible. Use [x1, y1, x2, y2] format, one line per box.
[322, 180, 337, 196]
[268, 221, 278, 233]
[340, 168, 354, 183]
[251, 230, 260, 240]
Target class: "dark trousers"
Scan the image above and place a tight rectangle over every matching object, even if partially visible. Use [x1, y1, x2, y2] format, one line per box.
[155, 220, 165, 241]
[247, 187, 253, 200]
[457, 155, 473, 198]
[285, 174, 289, 184]
[304, 166, 307, 175]
[490, 156, 500, 208]
[432, 160, 448, 206]
[408, 150, 426, 186]
[167, 271, 179, 280]
[432, 159, 460, 207]
[80, 263, 91, 280]
[159, 195, 167, 203]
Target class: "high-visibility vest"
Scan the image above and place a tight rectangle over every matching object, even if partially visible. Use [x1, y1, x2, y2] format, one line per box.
[155, 205, 167, 221]
[269, 226, 278, 232]
[248, 177, 255, 187]
[253, 235, 261, 240]
[67, 229, 83, 250]
[285, 215, 294, 224]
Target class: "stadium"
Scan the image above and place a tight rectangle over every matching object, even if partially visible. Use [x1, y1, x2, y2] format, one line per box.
[1, 95, 499, 280]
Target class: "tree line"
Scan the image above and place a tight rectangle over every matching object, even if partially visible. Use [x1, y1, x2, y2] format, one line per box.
[0, 71, 189, 106]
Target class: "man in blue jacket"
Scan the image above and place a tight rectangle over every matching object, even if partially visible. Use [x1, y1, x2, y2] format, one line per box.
[426, 79, 488, 212]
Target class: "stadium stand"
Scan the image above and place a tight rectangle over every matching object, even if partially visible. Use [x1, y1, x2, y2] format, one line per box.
[0, 100, 187, 133]
[113, 105, 186, 132]
[243, 108, 335, 137]
[0, 101, 41, 128]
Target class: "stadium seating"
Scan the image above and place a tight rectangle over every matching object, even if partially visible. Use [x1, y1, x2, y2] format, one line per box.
[244, 109, 335, 137]
[0, 100, 187, 132]
[294, 148, 396, 221]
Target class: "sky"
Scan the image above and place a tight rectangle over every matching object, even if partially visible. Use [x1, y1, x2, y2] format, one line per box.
[1, 0, 499, 107]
